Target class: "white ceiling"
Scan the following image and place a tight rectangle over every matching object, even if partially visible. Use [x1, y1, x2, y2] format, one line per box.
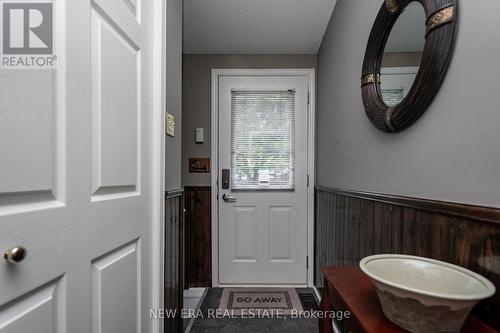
[183, 0, 337, 54]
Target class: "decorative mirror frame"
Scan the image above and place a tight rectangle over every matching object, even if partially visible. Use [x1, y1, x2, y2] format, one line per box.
[361, 0, 458, 132]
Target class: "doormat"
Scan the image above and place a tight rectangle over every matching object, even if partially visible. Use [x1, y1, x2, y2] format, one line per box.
[218, 288, 304, 316]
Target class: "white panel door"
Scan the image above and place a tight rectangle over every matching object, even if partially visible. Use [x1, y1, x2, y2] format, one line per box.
[0, 0, 159, 332]
[218, 75, 309, 285]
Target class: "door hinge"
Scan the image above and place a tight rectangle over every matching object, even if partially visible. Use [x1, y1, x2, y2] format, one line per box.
[307, 174, 310, 187]
[306, 256, 309, 269]
[216, 194, 219, 200]
[307, 92, 310, 105]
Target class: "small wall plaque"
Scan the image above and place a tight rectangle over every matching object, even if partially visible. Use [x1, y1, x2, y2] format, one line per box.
[166, 113, 175, 137]
[189, 158, 210, 173]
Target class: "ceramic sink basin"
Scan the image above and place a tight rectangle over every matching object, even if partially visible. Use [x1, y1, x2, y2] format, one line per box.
[360, 254, 496, 333]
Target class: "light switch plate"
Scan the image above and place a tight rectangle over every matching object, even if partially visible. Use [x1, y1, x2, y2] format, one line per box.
[166, 113, 175, 137]
[195, 128, 204, 143]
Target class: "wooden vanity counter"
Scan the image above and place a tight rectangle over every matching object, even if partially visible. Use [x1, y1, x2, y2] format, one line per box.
[318, 267, 498, 333]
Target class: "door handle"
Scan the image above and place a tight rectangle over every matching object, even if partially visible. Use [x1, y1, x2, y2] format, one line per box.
[4, 246, 27, 264]
[222, 193, 237, 202]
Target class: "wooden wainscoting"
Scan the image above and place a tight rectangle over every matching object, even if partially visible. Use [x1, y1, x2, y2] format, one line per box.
[164, 190, 184, 333]
[315, 186, 500, 330]
[185, 186, 212, 287]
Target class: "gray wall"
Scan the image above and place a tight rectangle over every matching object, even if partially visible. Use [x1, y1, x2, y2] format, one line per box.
[182, 54, 317, 186]
[317, 0, 500, 208]
[165, 0, 183, 191]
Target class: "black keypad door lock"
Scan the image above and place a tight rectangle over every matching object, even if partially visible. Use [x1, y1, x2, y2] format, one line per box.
[222, 169, 230, 189]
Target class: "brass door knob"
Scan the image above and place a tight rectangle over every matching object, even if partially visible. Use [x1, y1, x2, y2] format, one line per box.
[4, 246, 27, 264]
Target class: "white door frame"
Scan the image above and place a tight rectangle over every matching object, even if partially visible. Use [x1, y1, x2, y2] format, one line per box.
[152, 0, 166, 332]
[211, 68, 316, 287]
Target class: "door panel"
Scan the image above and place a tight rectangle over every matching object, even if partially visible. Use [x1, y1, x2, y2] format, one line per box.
[0, 72, 56, 196]
[0, 278, 64, 333]
[91, 1, 141, 198]
[218, 75, 309, 285]
[233, 206, 257, 261]
[91, 241, 140, 333]
[269, 206, 293, 260]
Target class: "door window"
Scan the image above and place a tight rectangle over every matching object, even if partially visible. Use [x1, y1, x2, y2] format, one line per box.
[231, 90, 295, 190]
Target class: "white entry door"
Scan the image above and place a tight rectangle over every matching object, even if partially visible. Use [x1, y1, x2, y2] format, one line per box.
[218, 74, 310, 285]
[0, 0, 160, 332]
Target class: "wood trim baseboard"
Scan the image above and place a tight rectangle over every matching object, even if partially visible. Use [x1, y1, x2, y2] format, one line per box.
[184, 186, 211, 191]
[165, 188, 184, 199]
[315, 186, 500, 225]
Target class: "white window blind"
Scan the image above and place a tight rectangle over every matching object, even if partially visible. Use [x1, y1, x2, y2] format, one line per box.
[231, 90, 295, 190]
[381, 88, 405, 107]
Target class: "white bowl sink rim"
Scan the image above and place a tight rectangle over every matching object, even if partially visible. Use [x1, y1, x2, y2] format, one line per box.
[360, 254, 496, 301]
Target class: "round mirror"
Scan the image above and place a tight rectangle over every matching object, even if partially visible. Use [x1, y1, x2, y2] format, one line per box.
[361, 0, 458, 133]
[380, 2, 426, 107]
